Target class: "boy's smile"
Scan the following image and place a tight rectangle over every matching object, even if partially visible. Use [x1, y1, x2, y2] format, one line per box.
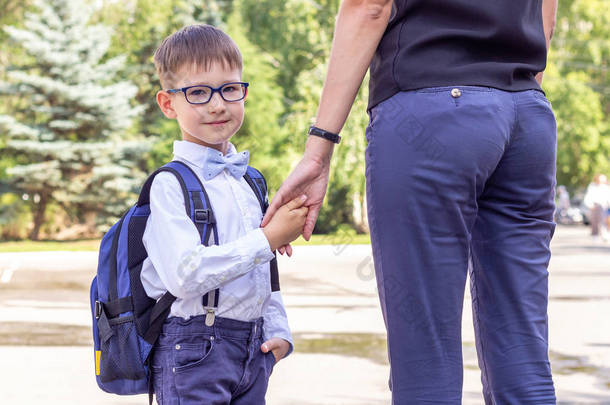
[157, 61, 245, 155]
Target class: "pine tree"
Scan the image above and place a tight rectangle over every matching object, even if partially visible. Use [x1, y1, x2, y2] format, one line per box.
[0, 0, 148, 240]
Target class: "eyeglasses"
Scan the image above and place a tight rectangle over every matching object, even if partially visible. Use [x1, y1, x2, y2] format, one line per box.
[166, 82, 249, 104]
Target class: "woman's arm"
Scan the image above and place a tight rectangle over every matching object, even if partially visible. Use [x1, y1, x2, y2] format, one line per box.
[536, 0, 558, 85]
[263, 0, 393, 239]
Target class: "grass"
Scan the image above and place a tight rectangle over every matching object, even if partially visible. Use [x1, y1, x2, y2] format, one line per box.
[0, 233, 371, 252]
[292, 233, 371, 246]
[292, 332, 388, 364]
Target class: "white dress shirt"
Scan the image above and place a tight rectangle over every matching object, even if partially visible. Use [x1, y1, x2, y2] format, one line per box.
[141, 140, 292, 351]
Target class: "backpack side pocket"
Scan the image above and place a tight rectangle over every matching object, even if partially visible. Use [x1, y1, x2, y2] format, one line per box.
[98, 314, 146, 383]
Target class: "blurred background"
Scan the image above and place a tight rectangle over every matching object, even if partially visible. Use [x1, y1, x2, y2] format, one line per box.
[0, 0, 609, 404]
[0, 0, 609, 241]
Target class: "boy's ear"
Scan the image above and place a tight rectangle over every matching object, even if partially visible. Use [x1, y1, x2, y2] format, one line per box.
[156, 90, 177, 119]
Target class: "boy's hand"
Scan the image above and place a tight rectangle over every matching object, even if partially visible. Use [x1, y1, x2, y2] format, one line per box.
[262, 195, 309, 251]
[261, 337, 291, 363]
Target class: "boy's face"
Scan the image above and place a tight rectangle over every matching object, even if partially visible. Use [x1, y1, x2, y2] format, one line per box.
[157, 61, 245, 154]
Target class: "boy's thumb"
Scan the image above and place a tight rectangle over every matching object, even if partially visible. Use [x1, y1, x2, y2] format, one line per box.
[261, 339, 276, 353]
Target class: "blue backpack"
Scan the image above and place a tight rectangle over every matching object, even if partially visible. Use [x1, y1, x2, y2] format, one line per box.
[90, 160, 279, 402]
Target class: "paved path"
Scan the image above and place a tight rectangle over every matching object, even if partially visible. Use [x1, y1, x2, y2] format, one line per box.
[0, 225, 609, 404]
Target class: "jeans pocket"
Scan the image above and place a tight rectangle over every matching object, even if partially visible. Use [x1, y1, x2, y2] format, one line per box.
[173, 337, 215, 373]
[265, 352, 276, 377]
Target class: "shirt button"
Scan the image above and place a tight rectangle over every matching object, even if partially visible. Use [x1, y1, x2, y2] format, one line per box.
[254, 258, 261, 265]
[451, 88, 462, 98]
[175, 344, 181, 350]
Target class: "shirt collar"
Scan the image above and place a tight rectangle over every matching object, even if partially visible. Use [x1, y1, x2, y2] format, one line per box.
[172, 140, 238, 169]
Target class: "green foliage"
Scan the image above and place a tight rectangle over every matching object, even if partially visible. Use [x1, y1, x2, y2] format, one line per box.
[0, 0, 146, 239]
[286, 60, 369, 233]
[237, 0, 331, 105]
[224, 11, 294, 192]
[544, 0, 610, 191]
[545, 65, 608, 188]
[0, 192, 31, 240]
[1, 0, 609, 239]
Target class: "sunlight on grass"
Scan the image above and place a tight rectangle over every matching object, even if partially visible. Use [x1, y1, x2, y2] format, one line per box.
[0, 233, 371, 252]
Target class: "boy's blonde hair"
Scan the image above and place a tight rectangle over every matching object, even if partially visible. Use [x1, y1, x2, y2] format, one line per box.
[153, 24, 242, 89]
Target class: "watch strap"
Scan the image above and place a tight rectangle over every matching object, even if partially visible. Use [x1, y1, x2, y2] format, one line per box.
[308, 125, 341, 144]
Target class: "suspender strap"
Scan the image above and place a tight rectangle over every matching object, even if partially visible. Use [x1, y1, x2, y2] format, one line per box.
[270, 253, 280, 292]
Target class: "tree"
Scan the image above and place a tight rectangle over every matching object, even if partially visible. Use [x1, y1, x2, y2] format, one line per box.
[544, 0, 610, 190]
[544, 65, 608, 189]
[285, 61, 369, 234]
[237, 0, 331, 109]
[0, 0, 146, 239]
[237, 0, 369, 233]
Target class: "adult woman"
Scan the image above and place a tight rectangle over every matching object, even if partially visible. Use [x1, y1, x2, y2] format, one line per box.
[263, 1, 559, 403]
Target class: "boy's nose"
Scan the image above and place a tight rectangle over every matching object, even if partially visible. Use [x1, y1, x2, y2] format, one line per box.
[207, 92, 226, 111]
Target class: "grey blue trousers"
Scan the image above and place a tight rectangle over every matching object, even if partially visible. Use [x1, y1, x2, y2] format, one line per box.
[365, 87, 557, 404]
[151, 316, 275, 404]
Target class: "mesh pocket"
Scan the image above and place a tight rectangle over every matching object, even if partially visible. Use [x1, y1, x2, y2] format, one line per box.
[99, 317, 146, 383]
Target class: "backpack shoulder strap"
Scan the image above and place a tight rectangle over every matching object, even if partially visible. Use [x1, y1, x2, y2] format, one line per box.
[243, 166, 268, 213]
[243, 166, 280, 292]
[138, 160, 217, 245]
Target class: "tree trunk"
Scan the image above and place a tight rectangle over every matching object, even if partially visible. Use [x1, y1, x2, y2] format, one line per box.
[29, 193, 48, 241]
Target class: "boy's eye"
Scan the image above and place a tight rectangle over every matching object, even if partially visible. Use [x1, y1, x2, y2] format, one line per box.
[189, 88, 209, 96]
[222, 85, 237, 93]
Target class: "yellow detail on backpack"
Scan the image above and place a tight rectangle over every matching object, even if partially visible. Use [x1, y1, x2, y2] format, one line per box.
[95, 350, 101, 375]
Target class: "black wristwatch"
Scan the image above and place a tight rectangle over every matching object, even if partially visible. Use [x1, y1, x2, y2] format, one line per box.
[308, 125, 341, 144]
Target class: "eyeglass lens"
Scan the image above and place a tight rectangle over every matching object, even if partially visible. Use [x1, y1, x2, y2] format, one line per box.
[185, 83, 245, 104]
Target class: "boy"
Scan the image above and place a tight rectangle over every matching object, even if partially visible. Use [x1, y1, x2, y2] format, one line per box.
[141, 24, 306, 404]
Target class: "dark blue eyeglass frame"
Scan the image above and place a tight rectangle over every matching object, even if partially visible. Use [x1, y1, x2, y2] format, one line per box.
[166, 82, 249, 105]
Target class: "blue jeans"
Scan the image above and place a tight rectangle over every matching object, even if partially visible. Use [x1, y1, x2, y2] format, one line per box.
[366, 87, 557, 404]
[151, 316, 275, 405]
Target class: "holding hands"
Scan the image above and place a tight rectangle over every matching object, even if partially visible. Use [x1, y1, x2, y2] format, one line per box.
[262, 194, 309, 251]
[262, 136, 334, 255]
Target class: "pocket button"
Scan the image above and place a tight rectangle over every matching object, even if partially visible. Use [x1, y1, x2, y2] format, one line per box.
[451, 88, 462, 98]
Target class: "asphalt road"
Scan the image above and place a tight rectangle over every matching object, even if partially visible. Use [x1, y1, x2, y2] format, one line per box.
[0, 225, 609, 404]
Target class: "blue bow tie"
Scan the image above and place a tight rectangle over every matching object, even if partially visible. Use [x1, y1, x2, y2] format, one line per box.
[202, 149, 249, 180]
